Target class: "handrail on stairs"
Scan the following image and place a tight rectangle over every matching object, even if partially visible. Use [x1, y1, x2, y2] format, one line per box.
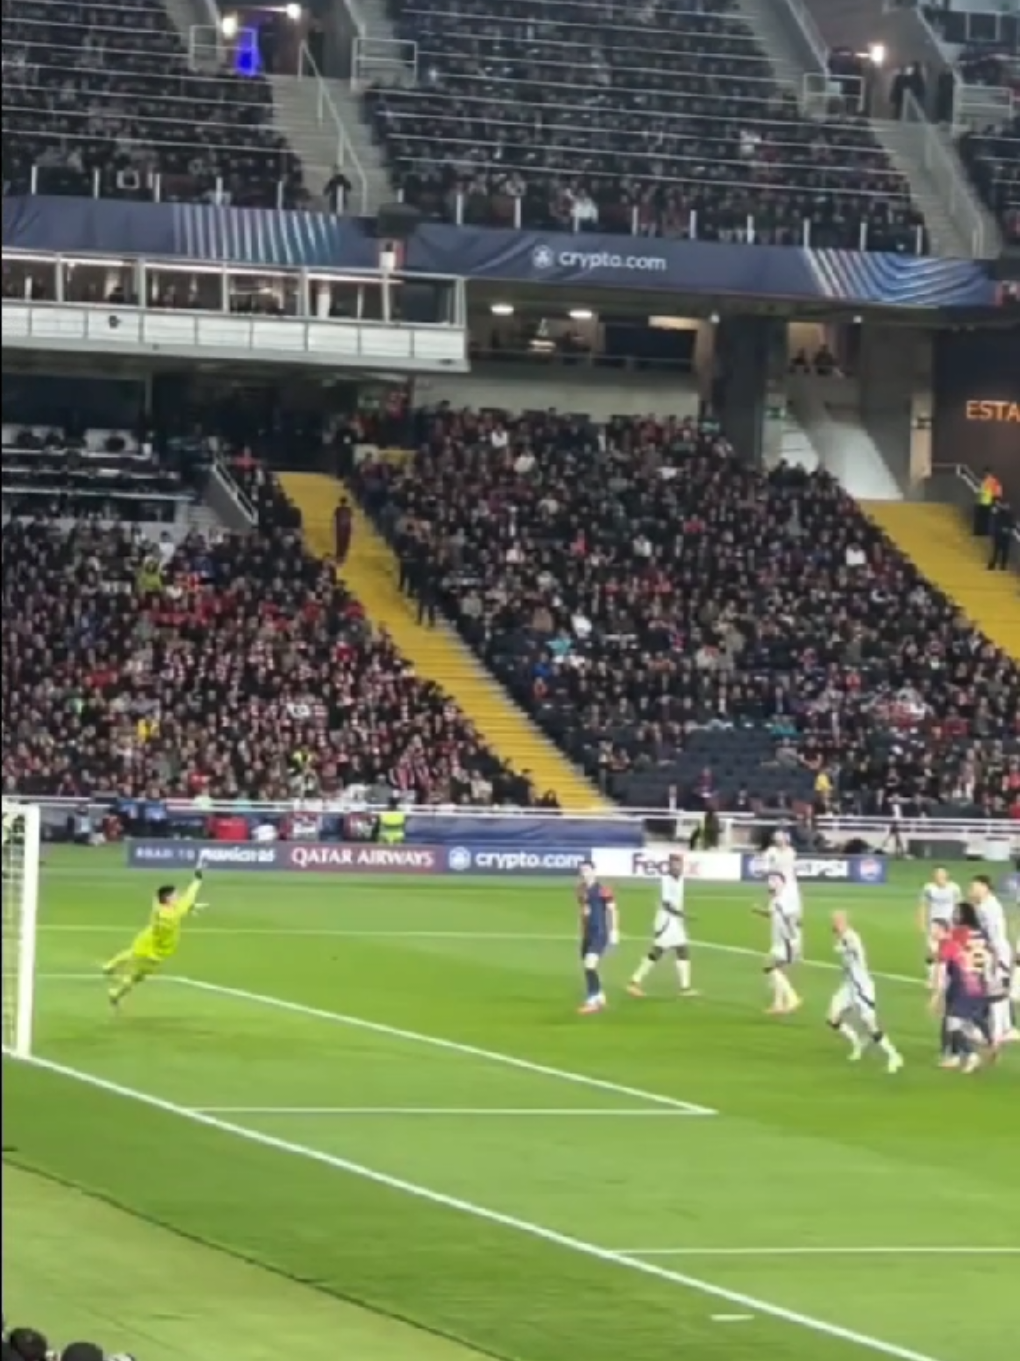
[774, 0, 828, 75]
[297, 39, 369, 214]
[931, 462, 1020, 551]
[899, 90, 986, 259]
[339, 0, 367, 38]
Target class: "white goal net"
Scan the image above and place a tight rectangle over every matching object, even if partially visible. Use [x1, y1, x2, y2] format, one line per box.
[2, 800, 41, 1058]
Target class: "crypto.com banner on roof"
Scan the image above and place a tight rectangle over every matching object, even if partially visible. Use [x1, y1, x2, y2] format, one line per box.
[2, 196, 995, 308]
[410, 223, 996, 308]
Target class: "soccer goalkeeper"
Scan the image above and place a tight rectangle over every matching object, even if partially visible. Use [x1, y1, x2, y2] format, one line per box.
[103, 861, 206, 1005]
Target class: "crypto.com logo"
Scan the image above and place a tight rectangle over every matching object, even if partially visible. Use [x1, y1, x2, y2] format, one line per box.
[529, 244, 667, 274]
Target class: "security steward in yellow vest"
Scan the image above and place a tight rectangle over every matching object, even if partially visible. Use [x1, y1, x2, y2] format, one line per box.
[378, 808, 407, 844]
[974, 470, 1001, 537]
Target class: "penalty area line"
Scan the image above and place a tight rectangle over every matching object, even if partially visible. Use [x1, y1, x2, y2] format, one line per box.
[35, 924, 926, 988]
[195, 1106, 706, 1117]
[616, 1246, 1020, 1258]
[170, 975, 719, 1117]
[18, 1053, 943, 1361]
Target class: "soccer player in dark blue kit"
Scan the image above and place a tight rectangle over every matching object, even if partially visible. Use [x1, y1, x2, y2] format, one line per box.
[577, 861, 619, 1014]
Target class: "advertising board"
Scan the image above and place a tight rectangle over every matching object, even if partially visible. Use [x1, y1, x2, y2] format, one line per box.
[590, 848, 743, 882]
[932, 329, 1020, 504]
[127, 841, 443, 874]
[741, 854, 887, 885]
[444, 847, 588, 875]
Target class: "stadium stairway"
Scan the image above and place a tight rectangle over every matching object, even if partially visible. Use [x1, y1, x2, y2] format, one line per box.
[863, 502, 1020, 662]
[278, 472, 608, 808]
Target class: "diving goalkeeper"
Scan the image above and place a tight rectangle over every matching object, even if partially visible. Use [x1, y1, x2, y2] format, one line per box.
[103, 860, 206, 1005]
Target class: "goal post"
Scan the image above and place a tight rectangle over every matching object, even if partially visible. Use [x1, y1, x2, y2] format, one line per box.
[2, 800, 41, 1059]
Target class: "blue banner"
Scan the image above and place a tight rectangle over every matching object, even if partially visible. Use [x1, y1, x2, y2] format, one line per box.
[445, 846, 588, 875]
[741, 854, 888, 885]
[2, 196, 994, 308]
[407, 816, 638, 849]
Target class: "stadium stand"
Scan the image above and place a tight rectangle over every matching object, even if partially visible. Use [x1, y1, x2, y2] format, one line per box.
[0, 454, 535, 804]
[920, 5, 1020, 243]
[1, 0, 304, 206]
[365, 0, 928, 250]
[957, 105, 1020, 246]
[1, 422, 206, 524]
[352, 407, 1020, 818]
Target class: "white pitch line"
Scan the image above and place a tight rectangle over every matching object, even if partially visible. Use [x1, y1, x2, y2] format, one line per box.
[36, 924, 926, 988]
[171, 976, 717, 1116]
[617, 1247, 1020, 1258]
[196, 1106, 703, 1117]
[18, 1053, 945, 1361]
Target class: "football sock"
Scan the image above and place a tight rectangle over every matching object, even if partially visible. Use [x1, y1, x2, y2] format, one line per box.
[875, 1033, 899, 1059]
[773, 972, 797, 1009]
[837, 1022, 861, 1048]
[677, 959, 692, 991]
[584, 968, 601, 1000]
[103, 949, 132, 974]
[632, 958, 653, 984]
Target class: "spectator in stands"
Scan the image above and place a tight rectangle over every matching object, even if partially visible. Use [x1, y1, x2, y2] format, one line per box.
[988, 499, 1014, 570]
[364, 0, 927, 250]
[353, 406, 1019, 815]
[2, 0, 303, 206]
[2, 462, 535, 807]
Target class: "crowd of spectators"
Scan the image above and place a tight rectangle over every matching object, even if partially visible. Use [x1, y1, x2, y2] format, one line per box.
[2, 1321, 117, 1361]
[353, 407, 1020, 818]
[1, 423, 203, 524]
[1, 454, 536, 805]
[365, 0, 927, 250]
[1, 0, 303, 206]
[958, 110, 1019, 246]
[920, 4, 1020, 244]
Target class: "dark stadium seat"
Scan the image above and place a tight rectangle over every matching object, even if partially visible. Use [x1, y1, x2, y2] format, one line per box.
[919, 7, 1019, 244]
[958, 114, 1020, 246]
[364, 0, 927, 250]
[354, 407, 1020, 816]
[1, 0, 304, 206]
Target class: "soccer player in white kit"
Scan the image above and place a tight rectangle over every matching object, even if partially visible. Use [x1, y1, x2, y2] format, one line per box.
[970, 874, 1018, 1045]
[828, 910, 904, 1072]
[755, 870, 802, 1014]
[628, 853, 697, 997]
[765, 832, 801, 910]
[917, 867, 962, 986]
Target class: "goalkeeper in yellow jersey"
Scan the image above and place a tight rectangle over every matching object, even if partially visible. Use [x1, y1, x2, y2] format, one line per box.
[103, 862, 206, 1005]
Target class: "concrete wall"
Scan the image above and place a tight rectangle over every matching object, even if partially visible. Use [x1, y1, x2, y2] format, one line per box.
[413, 367, 703, 421]
[858, 324, 930, 492]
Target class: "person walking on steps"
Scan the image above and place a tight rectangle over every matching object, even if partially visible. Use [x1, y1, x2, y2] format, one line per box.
[988, 499, 1014, 571]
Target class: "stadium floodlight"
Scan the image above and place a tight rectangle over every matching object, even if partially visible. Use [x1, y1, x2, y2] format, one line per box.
[1, 800, 41, 1058]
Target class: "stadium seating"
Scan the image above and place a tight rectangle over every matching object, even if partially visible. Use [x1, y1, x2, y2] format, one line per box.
[1, 458, 531, 804]
[919, 6, 1020, 244]
[365, 0, 927, 250]
[958, 112, 1020, 246]
[1, 0, 303, 206]
[353, 408, 1020, 816]
[1, 422, 203, 523]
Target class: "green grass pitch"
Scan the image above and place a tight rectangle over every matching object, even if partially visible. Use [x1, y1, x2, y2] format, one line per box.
[3, 848, 1018, 1361]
